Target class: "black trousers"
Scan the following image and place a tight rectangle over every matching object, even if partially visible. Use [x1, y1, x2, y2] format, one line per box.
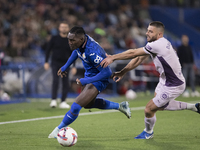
[51, 64, 69, 102]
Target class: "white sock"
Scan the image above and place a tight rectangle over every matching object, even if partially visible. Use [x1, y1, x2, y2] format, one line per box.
[164, 100, 187, 110]
[144, 115, 156, 134]
[144, 128, 153, 134]
[186, 103, 197, 112]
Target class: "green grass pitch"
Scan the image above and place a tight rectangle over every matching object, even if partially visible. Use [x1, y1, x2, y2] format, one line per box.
[0, 93, 200, 150]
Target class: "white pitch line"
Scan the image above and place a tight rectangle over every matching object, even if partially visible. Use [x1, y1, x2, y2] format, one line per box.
[0, 106, 145, 125]
[1, 100, 199, 126]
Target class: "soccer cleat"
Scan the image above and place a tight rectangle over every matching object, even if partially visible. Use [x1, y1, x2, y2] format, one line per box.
[48, 127, 59, 138]
[195, 103, 200, 114]
[118, 101, 131, 119]
[50, 100, 57, 108]
[134, 130, 154, 139]
[59, 101, 70, 109]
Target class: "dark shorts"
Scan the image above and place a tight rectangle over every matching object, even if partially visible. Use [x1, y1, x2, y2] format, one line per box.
[92, 80, 109, 93]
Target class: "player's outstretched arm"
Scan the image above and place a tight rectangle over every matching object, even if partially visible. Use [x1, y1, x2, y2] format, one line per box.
[79, 66, 112, 86]
[100, 47, 146, 68]
[113, 55, 149, 82]
[59, 50, 78, 78]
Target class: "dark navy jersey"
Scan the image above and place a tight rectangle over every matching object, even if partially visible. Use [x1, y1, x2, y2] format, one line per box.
[75, 34, 108, 78]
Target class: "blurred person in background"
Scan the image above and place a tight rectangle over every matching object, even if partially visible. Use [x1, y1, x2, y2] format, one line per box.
[0, 49, 4, 84]
[177, 34, 200, 97]
[44, 21, 76, 109]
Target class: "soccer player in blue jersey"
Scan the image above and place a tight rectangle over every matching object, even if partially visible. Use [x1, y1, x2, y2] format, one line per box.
[48, 26, 131, 138]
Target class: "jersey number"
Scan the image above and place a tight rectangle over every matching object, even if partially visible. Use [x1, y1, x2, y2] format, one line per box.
[94, 55, 103, 64]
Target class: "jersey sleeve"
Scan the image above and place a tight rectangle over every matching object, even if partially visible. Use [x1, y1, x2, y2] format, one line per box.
[80, 67, 112, 85]
[87, 48, 105, 70]
[61, 50, 78, 72]
[143, 41, 160, 55]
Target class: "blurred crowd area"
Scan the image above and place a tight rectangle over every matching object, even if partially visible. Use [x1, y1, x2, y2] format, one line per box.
[1, 0, 199, 63]
[150, 0, 200, 7]
[0, 0, 150, 62]
[0, 0, 200, 99]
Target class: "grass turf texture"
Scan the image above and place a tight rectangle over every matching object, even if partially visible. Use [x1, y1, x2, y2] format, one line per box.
[0, 93, 200, 150]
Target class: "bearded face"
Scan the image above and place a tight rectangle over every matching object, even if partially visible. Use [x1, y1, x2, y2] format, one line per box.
[146, 26, 161, 42]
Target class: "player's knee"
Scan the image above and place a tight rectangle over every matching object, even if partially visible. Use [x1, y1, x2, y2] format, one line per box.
[144, 107, 149, 114]
[84, 106, 89, 109]
[84, 98, 96, 109]
[71, 102, 82, 114]
[144, 107, 153, 118]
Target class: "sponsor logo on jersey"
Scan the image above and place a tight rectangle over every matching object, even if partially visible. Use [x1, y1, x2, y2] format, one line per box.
[89, 53, 95, 56]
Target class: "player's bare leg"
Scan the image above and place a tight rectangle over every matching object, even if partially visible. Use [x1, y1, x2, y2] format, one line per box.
[48, 84, 98, 138]
[82, 84, 131, 118]
[134, 96, 200, 139]
[75, 83, 99, 107]
[48, 84, 131, 138]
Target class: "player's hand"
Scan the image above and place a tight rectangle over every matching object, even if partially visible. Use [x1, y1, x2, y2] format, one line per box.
[112, 71, 125, 82]
[44, 62, 50, 70]
[76, 78, 82, 86]
[100, 53, 114, 68]
[57, 68, 67, 78]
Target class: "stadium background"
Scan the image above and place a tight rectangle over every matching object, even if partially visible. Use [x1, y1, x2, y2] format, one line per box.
[0, 0, 200, 102]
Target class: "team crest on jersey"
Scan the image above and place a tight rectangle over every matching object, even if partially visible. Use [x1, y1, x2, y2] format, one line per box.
[76, 50, 89, 63]
[160, 92, 169, 100]
[94, 55, 103, 64]
[82, 53, 86, 59]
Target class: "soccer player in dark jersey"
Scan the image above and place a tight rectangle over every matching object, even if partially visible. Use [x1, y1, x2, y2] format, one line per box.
[48, 26, 131, 138]
[44, 22, 76, 109]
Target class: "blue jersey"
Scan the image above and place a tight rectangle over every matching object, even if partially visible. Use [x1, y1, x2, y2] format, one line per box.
[61, 34, 112, 92]
[75, 34, 109, 81]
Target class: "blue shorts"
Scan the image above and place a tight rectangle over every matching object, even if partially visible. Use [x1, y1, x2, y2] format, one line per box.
[92, 80, 109, 93]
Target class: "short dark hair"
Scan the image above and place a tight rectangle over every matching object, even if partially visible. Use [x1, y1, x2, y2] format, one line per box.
[69, 26, 85, 36]
[149, 21, 165, 32]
